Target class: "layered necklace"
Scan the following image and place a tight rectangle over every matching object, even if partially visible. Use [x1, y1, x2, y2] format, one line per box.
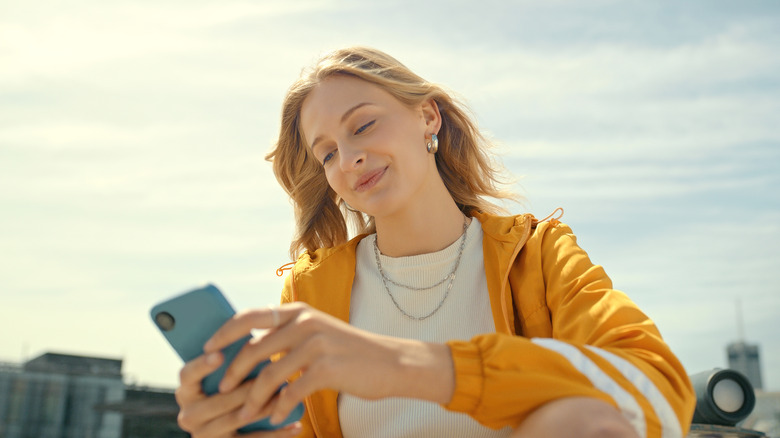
[373, 216, 469, 320]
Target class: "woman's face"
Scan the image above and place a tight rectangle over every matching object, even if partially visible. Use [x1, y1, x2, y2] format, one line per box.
[299, 75, 440, 220]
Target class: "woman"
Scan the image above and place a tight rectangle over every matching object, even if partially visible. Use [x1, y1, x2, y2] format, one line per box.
[175, 47, 695, 438]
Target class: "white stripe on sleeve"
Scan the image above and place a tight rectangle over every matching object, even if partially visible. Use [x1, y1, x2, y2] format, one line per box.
[585, 346, 682, 438]
[531, 338, 647, 438]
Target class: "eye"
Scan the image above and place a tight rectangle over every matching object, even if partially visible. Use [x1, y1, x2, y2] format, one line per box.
[354, 120, 375, 135]
[322, 150, 336, 165]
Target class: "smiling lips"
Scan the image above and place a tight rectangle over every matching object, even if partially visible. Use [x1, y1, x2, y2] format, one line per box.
[354, 167, 387, 192]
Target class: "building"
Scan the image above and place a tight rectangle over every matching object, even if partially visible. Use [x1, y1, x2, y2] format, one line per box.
[97, 385, 188, 438]
[0, 352, 187, 438]
[728, 341, 764, 391]
[0, 352, 124, 438]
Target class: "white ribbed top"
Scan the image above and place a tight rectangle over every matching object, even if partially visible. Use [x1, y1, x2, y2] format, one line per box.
[338, 218, 512, 438]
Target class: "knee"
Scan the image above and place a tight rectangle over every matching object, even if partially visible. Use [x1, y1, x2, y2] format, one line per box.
[578, 420, 640, 438]
[511, 397, 640, 438]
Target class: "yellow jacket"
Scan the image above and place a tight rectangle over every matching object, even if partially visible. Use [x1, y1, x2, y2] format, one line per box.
[280, 211, 695, 438]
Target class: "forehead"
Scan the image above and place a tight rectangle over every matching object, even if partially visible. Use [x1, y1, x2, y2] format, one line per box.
[299, 75, 392, 142]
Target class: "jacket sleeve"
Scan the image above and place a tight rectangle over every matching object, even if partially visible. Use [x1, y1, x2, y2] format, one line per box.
[444, 222, 695, 438]
[280, 273, 317, 438]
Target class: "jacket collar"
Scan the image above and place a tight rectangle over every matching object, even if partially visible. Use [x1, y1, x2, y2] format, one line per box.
[290, 211, 536, 326]
[291, 236, 363, 324]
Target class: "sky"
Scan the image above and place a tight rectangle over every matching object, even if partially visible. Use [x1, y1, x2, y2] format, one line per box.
[1, 0, 778, 392]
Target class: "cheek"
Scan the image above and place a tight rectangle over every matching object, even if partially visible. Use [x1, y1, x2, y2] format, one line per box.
[324, 168, 347, 195]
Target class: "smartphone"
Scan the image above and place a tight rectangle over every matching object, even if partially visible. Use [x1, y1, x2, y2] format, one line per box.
[150, 284, 304, 432]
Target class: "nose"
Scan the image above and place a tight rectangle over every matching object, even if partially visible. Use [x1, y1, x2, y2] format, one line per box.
[338, 143, 366, 172]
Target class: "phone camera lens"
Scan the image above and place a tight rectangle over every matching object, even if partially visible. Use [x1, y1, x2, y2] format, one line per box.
[155, 312, 175, 331]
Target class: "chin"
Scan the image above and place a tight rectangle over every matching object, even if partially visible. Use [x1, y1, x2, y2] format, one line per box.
[350, 190, 408, 221]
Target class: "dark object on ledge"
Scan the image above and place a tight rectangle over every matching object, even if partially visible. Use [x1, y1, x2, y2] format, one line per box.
[690, 368, 757, 426]
[687, 368, 765, 438]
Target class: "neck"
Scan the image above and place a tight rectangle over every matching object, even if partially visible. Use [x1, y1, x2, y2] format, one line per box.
[374, 196, 468, 257]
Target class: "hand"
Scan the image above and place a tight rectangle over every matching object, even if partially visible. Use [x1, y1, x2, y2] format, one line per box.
[204, 302, 454, 427]
[175, 350, 303, 438]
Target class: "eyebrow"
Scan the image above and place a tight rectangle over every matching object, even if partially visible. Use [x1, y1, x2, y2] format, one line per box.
[310, 102, 373, 151]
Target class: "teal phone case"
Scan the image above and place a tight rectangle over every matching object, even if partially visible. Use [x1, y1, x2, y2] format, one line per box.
[150, 284, 304, 432]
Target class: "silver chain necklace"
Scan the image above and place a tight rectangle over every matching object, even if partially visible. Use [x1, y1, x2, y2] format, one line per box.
[373, 216, 469, 320]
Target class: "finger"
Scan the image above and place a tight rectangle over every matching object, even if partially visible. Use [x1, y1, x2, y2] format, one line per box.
[187, 381, 275, 437]
[205, 304, 307, 353]
[238, 421, 303, 438]
[176, 352, 224, 404]
[180, 379, 251, 432]
[268, 359, 329, 426]
[218, 306, 319, 393]
[239, 392, 282, 428]
[269, 385, 307, 427]
[241, 334, 329, 423]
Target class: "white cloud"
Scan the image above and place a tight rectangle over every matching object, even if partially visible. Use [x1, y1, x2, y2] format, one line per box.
[0, 0, 337, 77]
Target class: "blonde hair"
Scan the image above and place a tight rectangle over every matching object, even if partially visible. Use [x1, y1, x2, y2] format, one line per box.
[266, 46, 517, 259]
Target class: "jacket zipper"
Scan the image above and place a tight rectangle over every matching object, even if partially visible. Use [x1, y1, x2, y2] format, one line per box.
[498, 209, 563, 333]
[499, 216, 532, 334]
[304, 396, 323, 437]
[290, 268, 324, 437]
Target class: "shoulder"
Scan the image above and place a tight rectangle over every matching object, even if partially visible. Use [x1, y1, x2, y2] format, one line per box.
[280, 234, 368, 312]
[473, 209, 572, 246]
[293, 234, 368, 275]
[472, 210, 534, 243]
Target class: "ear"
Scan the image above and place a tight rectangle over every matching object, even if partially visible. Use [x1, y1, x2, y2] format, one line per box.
[420, 98, 442, 135]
